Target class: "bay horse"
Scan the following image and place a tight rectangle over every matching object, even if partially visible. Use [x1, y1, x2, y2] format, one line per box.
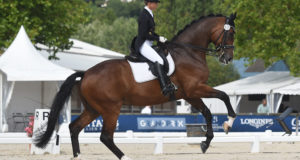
[35, 13, 237, 160]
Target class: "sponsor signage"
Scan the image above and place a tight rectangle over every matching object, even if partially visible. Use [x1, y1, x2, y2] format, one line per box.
[137, 117, 185, 130]
[240, 118, 274, 129]
[70, 114, 300, 133]
[291, 118, 300, 130]
[231, 116, 280, 132]
[84, 118, 120, 132]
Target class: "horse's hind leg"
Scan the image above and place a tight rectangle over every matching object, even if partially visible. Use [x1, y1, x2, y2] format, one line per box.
[185, 98, 213, 154]
[100, 105, 131, 160]
[69, 109, 99, 159]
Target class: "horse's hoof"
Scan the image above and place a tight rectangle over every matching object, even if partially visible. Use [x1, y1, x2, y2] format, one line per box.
[200, 141, 208, 154]
[223, 121, 231, 134]
[121, 155, 133, 160]
[71, 154, 81, 160]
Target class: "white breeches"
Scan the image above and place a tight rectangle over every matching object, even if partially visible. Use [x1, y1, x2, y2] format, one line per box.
[140, 40, 164, 65]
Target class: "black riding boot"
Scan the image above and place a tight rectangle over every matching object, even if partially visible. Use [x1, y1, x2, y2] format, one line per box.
[154, 62, 177, 96]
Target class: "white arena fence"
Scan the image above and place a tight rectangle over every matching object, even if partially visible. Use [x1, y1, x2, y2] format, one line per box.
[0, 131, 300, 154]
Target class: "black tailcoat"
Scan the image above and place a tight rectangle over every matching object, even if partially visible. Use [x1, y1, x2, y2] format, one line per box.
[134, 9, 160, 51]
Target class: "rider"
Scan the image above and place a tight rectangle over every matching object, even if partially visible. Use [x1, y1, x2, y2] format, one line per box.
[135, 0, 176, 96]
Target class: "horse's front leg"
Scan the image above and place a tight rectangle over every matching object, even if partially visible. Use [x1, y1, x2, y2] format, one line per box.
[185, 98, 213, 153]
[186, 83, 237, 133]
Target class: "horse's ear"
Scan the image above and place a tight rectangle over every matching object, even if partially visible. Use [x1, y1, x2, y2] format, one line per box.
[230, 12, 237, 20]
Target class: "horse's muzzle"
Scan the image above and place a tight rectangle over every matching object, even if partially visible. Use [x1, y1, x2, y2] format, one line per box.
[219, 52, 233, 65]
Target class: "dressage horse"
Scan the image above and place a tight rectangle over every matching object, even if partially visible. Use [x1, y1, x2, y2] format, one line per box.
[35, 13, 237, 160]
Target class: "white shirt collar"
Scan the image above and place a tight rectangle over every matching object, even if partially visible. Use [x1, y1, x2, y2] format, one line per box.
[144, 6, 153, 17]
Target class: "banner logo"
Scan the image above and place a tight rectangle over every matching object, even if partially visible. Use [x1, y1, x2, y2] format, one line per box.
[85, 119, 119, 132]
[137, 117, 185, 130]
[291, 118, 300, 130]
[240, 118, 273, 129]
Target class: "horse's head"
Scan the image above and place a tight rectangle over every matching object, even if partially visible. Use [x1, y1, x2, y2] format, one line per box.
[211, 13, 236, 64]
[170, 13, 237, 64]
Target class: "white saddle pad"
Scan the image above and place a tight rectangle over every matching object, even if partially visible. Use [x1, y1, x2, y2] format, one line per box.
[128, 54, 175, 83]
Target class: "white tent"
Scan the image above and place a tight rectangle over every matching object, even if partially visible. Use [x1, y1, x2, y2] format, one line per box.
[273, 82, 300, 95]
[0, 26, 74, 132]
[203, 72, 300, 113]
[0, 27, 74, 81]
[272, 82, 300, 112]
[37, 39, 125, 71]
[215, 72, 298, 95]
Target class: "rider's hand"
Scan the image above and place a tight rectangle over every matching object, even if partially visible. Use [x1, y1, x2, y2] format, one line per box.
[159, 36, 167, 43]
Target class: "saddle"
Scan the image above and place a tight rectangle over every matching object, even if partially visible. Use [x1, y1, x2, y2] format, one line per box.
[126, 37, 176, 100]
[125, 37, 170, 76]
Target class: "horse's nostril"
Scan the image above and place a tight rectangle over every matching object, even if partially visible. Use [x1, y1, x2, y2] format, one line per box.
[228, 57, 232, 62]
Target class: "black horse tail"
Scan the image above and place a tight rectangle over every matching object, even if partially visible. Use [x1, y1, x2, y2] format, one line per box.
[34, 71, 85, 148]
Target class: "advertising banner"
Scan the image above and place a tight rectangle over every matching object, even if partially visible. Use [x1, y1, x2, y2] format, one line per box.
[70, 114, 299, 133]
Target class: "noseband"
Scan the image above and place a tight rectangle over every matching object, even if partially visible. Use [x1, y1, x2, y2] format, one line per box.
[167, 17, 235, 57]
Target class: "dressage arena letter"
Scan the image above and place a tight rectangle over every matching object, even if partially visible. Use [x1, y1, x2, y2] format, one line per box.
[43, 112, 49, 121]
[31, 109, 60, 155]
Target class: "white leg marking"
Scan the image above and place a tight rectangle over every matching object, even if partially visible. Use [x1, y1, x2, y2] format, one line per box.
[226, 116, 236, 127]
[121, 155, 132, 160]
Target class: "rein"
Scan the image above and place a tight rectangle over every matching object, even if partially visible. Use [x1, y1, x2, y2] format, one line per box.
[166, 41, 222, 57]
[166, 17, 235, 58]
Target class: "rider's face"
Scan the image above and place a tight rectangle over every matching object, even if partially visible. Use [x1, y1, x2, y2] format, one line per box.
[148, 2, 158, 11]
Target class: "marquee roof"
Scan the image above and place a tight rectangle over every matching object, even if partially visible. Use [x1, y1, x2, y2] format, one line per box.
[0, 26, 74, 81]
[37, 39, 124, 71]
[273, 82, 300, 95]
[215, 71, 300, 95]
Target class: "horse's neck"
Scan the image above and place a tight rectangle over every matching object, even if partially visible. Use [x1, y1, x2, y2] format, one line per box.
[181, 19, 215, 47]
[172, 21, 213, 64]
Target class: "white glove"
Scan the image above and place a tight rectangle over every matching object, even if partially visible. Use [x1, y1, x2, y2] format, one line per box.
[159, 36, 167, 43]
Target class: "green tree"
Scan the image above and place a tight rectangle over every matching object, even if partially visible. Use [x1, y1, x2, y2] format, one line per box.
[155, 0, 218, 39]
[86, 0, 106, 6]
[89, 0, 144, 24]
[90, 6, 117, 25]
[107, 0, 144, 18]
[223, 0, 300, 75]
[0, 0, 90, 58]
[73, 17, 137, 55]
[75, 0, 145, 55]
[207, 57, 240, 87]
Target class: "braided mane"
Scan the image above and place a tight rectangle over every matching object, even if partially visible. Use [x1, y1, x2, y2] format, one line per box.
[171, 14, 226, 41]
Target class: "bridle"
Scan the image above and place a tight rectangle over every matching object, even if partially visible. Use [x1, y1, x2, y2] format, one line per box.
[214, 17, 235, 57]
[166, 17, 235, 57]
